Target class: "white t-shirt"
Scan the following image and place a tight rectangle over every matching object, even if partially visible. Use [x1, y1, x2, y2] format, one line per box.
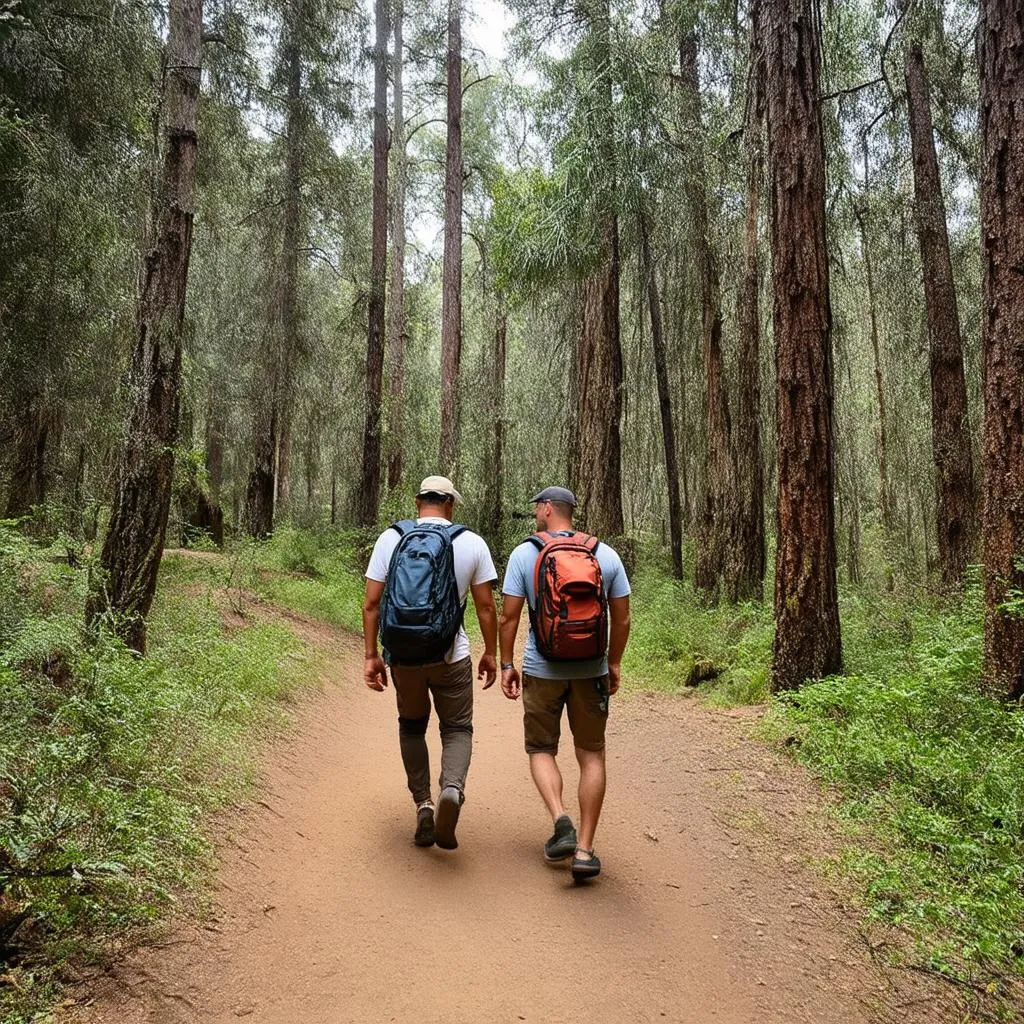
[366, 516, 497, 663]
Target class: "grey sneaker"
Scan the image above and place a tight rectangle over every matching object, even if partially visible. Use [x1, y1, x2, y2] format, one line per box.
[414, 804, 435, 847]
[434, 786, 463, 850]
[544, 814, 578, 862]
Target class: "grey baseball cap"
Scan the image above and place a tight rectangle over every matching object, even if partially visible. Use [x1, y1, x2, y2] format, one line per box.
[529, 485, 577, 507]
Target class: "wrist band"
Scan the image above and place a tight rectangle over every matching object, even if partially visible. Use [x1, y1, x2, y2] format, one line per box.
[501, 662, 515, 671]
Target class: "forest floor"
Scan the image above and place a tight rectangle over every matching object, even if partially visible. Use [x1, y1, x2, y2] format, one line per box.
[62, 582, 965, 1024]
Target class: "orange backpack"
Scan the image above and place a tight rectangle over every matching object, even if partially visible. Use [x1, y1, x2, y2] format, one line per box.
[527, 531, 608, 662]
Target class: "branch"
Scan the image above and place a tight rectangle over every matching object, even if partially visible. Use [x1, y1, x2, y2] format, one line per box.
[462, 74, 494, 98]
[822, 76, 885, 103]
[405, 117, 445, 143]
[299, 246, 341, 277]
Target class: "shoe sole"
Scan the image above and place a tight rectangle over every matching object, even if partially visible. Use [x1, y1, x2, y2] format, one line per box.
[434, 790, 461, 850]
[571, 860, 601, 882]
[414, 819, 435, 848]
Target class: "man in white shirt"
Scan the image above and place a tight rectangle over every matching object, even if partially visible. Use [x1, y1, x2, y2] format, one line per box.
[363, 475, 498, 851]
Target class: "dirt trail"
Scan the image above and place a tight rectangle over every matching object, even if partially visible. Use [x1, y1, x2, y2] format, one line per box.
[73, 606, 952, 1024]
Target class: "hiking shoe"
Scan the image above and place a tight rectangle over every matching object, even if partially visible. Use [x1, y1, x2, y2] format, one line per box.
[414, 804, 435, 848]
[544, 815, 578, 862]
[434, 786, 463, 850]
[571, 848, 601, 882]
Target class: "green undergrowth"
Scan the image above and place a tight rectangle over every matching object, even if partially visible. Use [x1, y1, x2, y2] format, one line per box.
[0, 525, 311, 1023]
[762, 579, 1024, 1006]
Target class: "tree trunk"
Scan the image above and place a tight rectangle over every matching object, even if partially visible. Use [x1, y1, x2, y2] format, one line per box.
[439, 0, 462, 475]
[639, 212, 683, 579]
[358, 0, 389, 524]
[86, 0, 202, 652]
[575, 0, 624, 541]
[245, 397, 276, 538]
[905, 36, 977, 587]
[979, 1, 1024, 699]
[386, 0, 407, 492]
[246, 0, 303, 538]
[577, 218, 625, 539]
[756, 0, 842, 690]
[5, 400, 56, 518]
[854, 147, 895, 538]
[490, 305, 507, 541]
[729, 101, 766, 603]
[679, 30, 736, 600]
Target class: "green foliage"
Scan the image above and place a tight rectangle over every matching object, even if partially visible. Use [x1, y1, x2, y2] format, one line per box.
[0, 525, 310, 1019]
[235, 527, 368, 633]
[620, 556, 773, 704]
[763, 584, 1024, 987]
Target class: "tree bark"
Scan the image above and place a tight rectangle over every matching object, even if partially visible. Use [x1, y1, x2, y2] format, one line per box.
[639, 212, 683, 579]
[905, 36, 977, 587]
[5, 400, 57, 518]
[756, 0, 842, 690]
[490, 305, 507, 541]
[358, 0, 389, 525]
[729, 100, 766, 603]
[854, 141, 895, 540]
[575, 0, 623, 540]
[386, 0, 407, 492]
[979, 1, 1024, 699]
[679, 30, 736, 600]
[439, 0, 462, 475]
[246, 0, 304, 538]
[577, 219, 625, 539]
[86, 0, 202, 652]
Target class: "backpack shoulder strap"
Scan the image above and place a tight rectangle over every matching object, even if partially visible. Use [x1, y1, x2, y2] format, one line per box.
[526, 532, 551, 551]
[446, 523, 467, 541]
[572, 532, 600, 553]
[391, 519, 416, 537]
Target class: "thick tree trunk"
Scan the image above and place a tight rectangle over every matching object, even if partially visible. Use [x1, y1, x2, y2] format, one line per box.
[729, 113, 766, 603]
[679, 30, 736, 600]
[439, 0, 462, 475]
[5, 400, 57, 518]
[386, 0, 407, 492]
[979, 1, 1024, 699]
[245, 398, 276, 538]
[575, 0, 623, 541]
[86, 0, 202, 652]
[246, 0, 303, 537]
[358, 0, 389, 525]
[577, 218, 624, 538]
[905, 37, 977, 586]
[639, 213, 683, 579]
[756, 0, 842, 690]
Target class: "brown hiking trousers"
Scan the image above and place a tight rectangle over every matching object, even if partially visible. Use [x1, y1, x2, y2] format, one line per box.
[390, 656, 474, 804]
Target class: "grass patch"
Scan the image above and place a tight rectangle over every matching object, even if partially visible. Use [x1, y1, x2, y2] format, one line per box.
[0, 525, 312, 1022]
[762, 580, 1024, 1001]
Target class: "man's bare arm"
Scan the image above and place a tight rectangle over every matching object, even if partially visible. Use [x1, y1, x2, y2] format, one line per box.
[606, 594, 631, 695]
[362, 579, 387, 690]
[471, 580, 498, 688]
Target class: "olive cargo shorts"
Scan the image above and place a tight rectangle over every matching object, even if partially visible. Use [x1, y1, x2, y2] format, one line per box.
[522, 673, 609, 755]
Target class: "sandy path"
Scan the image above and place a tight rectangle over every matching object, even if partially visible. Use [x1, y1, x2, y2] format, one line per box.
[73, 611, 951, 1024]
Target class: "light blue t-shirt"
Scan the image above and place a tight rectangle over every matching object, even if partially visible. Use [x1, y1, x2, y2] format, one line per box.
[502, 531, 631, 680]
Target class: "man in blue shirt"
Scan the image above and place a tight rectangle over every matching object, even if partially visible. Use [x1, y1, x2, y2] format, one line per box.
[499, 486, 631, 881]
